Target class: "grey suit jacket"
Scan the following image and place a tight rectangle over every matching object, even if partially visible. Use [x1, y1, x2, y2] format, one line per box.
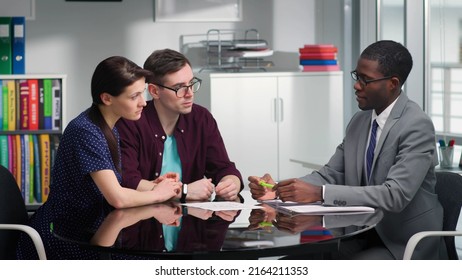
[300, 93, 444, 259]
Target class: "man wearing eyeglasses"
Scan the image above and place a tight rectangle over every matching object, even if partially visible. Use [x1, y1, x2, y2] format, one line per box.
[249, 40, 445, 259]
[116, 49, 243, 202]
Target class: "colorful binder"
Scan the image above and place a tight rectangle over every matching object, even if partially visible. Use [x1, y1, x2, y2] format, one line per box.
[15, 134, 21, 190]
[32, 134, 41, 203]
[7, 134, 13, 173]
[52, 79, 61, 130]
[43, 79, 52, 129]
[28, 79, 39, 130]
[50, 134, 60, 169]
[0, 17, 12, 74]
[19, 79, 29, 130]
[1, 81, 7, 130]
[0, 80, 3, 130]
[6, 79, 16, 130]
[28, 134, 34, 204]
[11, 17, 25, 74]
[20, 134, 26, 199]
[0, 134, 8, 168]
[38, 79, 44, 129]
[39, 134, 51, 202]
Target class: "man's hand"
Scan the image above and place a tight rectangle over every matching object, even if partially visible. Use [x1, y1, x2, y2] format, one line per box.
[275, 178, 322, 203]
[185, 178, 214, 201]
[215, 175, 240, 201]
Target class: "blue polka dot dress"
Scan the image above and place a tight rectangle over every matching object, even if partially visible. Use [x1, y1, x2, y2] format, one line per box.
[17, 109, 122, 259]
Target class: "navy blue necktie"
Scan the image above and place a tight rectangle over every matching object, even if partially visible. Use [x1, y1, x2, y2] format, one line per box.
[366, 120, 378, 180]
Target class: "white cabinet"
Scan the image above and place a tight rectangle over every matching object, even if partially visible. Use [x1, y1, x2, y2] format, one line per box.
[209, 71, 343, 183]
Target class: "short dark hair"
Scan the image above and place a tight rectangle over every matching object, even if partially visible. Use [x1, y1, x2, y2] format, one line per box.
[360, 40, 413, 85]
[143, 49, 191, 84]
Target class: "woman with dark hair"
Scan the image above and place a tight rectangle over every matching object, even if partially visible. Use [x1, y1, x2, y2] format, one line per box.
[17, 56, 181, 259]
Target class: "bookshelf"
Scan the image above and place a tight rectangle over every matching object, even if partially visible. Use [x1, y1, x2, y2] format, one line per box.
[0, 74, 66, 211]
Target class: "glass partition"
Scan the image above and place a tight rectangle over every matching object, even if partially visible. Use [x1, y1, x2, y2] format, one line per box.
[378, 0, 405, 44]
[428, 0, 462, 140]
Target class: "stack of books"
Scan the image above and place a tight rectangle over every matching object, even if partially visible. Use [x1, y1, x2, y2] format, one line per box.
[298, 44, 340, 72]
[0, 133, 59, 204]
[0, 78, 62, 131]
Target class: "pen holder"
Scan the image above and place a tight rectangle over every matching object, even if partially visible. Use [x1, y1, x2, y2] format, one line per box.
[459, 150, 462, 168]
[438, 146, 454, 168]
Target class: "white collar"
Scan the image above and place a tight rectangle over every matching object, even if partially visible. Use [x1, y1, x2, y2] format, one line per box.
[371, 95, 400, 129]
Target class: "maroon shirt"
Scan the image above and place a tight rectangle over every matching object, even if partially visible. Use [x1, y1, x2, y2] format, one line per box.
[116, 101, 243, 190]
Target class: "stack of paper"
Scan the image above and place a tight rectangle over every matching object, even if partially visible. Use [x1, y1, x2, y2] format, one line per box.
[182, 201, 263, 211]
[261, 200, 375, 215]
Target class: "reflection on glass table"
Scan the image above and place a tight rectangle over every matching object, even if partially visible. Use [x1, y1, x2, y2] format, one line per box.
[222, 203, 383, 258]
[51, 198, 382, 259]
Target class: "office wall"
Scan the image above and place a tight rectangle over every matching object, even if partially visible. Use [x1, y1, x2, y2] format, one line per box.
[23, 0, 318, 124]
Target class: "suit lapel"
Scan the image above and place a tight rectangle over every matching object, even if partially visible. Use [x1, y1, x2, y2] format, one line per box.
[356, 115, 371, 184]
[370, 93, 408, 181]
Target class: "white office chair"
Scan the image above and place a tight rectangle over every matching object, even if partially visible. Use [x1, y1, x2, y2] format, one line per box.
[403, 171, 462, 260]
[403, 231, 462, 260]
[0, 165, 47, 260]
[0, 224, 47, 260]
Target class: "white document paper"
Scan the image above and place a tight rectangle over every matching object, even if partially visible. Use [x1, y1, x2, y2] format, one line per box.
[280, 204, 375, 215]
[260, 200, 374, 215]
[259, 199, 315, 206]
[182, 201, 263, 211]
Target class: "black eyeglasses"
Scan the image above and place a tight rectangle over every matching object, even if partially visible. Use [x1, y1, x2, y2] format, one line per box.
[153, 77, 202, 98]
[350, 70, 393, 87]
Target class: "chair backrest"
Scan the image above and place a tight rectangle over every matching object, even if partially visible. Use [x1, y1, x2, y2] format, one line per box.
[0, 165, 29, 259]
[435, 171, 462, 260]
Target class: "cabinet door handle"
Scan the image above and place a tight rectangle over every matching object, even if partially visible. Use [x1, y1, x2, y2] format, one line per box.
[273, 98, 283, 122]
[279, 98, 284, 122]
[273, 98, 278, 122]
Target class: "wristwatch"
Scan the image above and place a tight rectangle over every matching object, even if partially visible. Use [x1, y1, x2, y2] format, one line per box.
[180, 183, 188, 203]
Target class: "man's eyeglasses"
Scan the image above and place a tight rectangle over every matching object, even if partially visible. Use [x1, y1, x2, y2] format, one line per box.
[153, 77, 202, 98]
[350, 70, 393, 87]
